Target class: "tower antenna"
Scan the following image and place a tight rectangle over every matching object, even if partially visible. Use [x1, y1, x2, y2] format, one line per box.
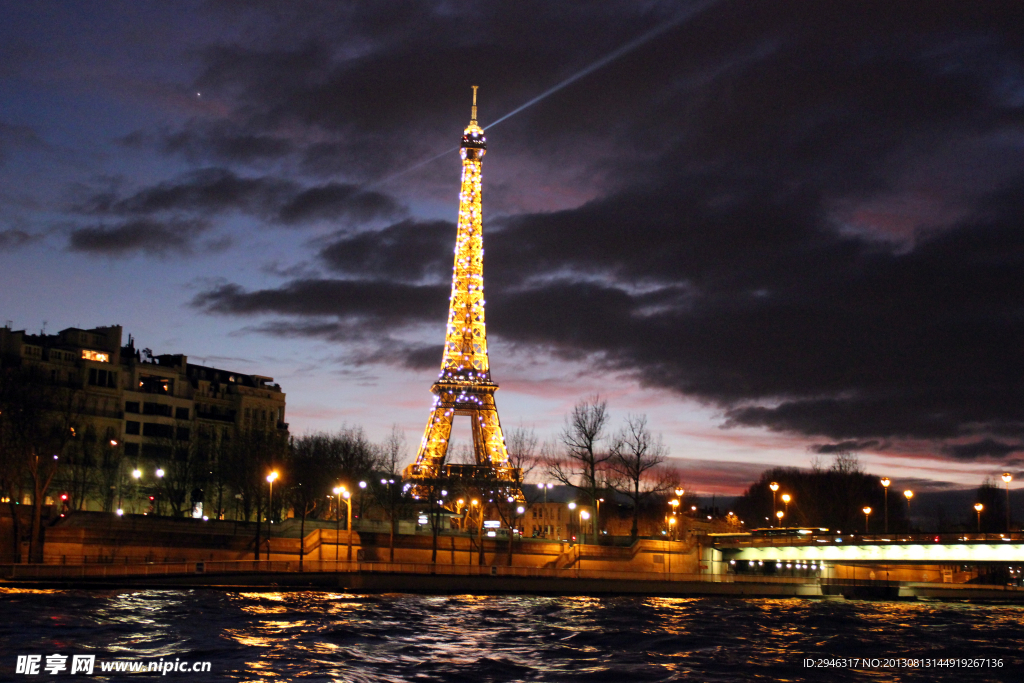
[471, 85, 478, 123]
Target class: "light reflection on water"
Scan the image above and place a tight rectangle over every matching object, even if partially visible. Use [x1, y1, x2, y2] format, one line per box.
[1, 589, 1022, 681]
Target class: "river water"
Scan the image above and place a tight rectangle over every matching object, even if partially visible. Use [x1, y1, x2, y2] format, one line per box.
[0, 588, 1021, 681]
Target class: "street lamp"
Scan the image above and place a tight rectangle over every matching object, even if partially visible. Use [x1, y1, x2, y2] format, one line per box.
[776, 510, 784, 525]
[880, 477, 891, 533]
[769, 482, 779, 526]
[342, 489, 353, 561]
[1002, 473, 1012, 533]
[781, 493, 791, 518]
[975, 502, 984, 533]
[332, 486, 343, 562]
[863, 506, 872, 534]
[266, 471, 278, 523]
[580, 510, 590, 546]
[471, 499, 481, 565]
[904, 489, 913, 530]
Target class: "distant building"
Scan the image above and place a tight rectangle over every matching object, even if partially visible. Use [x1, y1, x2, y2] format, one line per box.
[0, 324, 287, 510]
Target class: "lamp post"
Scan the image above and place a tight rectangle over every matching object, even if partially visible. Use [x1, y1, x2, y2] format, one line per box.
[131, 468, 142, 514]
[880, 477, 891, 533]
[1002, 473, 1012, 533]
[579, 510, 590, 570]
[903, 489, 913, 531]
[266, 471, 278, 555]
[343, 489, 353, 562]
[863, 506, 872, 534]
[471, 498, 481, 565]
[782, 493, 791, 519]
[568, 502, 578, 543]
[776, 510, 784, 526]
[769, 482, 779, 526]
[975, 503, 984, 533]
[332, 486, 343, 563]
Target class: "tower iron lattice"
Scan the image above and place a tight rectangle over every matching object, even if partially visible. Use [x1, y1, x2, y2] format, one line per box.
[403, 87, 522, 498]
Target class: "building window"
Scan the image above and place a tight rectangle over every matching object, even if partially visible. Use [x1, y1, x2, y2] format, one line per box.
[125, 401, 140, 413]
[142, 402, 172, 417]
[139, 375, 172, 394]
[81, 349, 109, 362]
[142, 423, 174, 439]
[175, 407, 189, 420]
[125, 421, 140, 435]
[176, 427, 190, 441]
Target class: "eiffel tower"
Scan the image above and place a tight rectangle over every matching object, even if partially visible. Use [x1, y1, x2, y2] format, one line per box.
[403, 87, 520, 494]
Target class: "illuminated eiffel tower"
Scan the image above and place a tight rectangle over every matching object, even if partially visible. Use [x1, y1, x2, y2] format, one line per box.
[403, 87, 520, 493]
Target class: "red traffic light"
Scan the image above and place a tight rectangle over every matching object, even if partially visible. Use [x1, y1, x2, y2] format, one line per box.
[60, 493, 68, 501]
[149, 496, 155, 501]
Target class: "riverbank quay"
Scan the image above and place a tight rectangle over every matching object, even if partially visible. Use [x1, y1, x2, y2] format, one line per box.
[4, 560, 1024, 601]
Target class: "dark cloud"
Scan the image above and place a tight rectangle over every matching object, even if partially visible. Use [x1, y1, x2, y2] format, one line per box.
[68, 218, 209, 256]
[318, 219, 453, 283]
[163, 1, 1024, 462]
[191, 278, 446, 325]
[945, 439, 1024, 461]
[810, 441, 885, 455]
[0, 121, 45, 164]
[77, 168, 404, 227]
[161, 121, 294, 164]
[0, 229, 38, 250]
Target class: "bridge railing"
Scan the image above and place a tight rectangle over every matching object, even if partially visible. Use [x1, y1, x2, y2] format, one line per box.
[0, 559, 820, 584]
[713, 532, 1024, 548]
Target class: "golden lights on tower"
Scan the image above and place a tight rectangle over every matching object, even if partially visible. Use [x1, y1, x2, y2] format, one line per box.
[404, 88, 517, 492]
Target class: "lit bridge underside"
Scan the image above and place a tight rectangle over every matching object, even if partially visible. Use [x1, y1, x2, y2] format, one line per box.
[715, 534, 1024, 563]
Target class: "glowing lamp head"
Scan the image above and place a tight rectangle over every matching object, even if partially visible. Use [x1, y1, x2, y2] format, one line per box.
[343, 490, 351, 499]
[776, 511, 784, 520]
[580, 511, 590, 520]
[132, 469, 142, 479]
[333, 486, 343, 495]
[155, 468, 164, 478]
[675, 488, 685, 497]
[903, 490, 913, 500]
[359, 481, 367, 489]
[782, 494, 791, 504]
[516, 506, 525, 514]
[863, 507, 872, 515]
[880, 477, 891, 488]
[1003, 473, 1013, 484]
[267, 471, 278, 483]
[975, 503, 984, 512]
[769, 482, 779, 492]
[568, 502, 577, 510]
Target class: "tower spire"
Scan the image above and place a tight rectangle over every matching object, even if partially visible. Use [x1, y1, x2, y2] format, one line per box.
[404, 87, 519, 497]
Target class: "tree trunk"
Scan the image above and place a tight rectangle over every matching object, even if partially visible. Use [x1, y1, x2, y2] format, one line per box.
[7, 500, 21, 563]
[299, 509, 306, 569]
[254, 491, 262, 561]
[389, 515, 396, 562]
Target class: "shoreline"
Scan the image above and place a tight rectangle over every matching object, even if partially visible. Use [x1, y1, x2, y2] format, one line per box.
[4, 572, 1024, 602]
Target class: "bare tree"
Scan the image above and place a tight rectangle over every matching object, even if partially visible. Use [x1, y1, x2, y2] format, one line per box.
[547, 396, 611, 529]
[372, 425, 412, 562]
[488, 426, 538, 565]
[609, 414, 673, 540]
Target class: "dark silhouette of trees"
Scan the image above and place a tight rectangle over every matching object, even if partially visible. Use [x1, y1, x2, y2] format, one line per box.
[609, 414, 675, 540]
[734, 454, 905, 533]
[547, 396, 611, 528]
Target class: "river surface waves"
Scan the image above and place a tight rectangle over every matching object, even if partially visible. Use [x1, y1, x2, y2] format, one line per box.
[1, 589, 1021, 681]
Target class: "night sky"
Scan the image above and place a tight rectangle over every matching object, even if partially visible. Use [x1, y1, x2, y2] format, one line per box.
[2, 1, 1023, 494]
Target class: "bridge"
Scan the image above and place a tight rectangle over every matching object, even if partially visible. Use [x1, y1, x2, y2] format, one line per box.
[707, 532, 1024, 567]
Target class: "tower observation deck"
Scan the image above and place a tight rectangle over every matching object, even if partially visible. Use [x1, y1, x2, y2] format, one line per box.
[403, 87, 520, 494]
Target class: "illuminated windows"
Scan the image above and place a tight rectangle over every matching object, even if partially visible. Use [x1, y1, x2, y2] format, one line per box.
[81, 349, 109, 362]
